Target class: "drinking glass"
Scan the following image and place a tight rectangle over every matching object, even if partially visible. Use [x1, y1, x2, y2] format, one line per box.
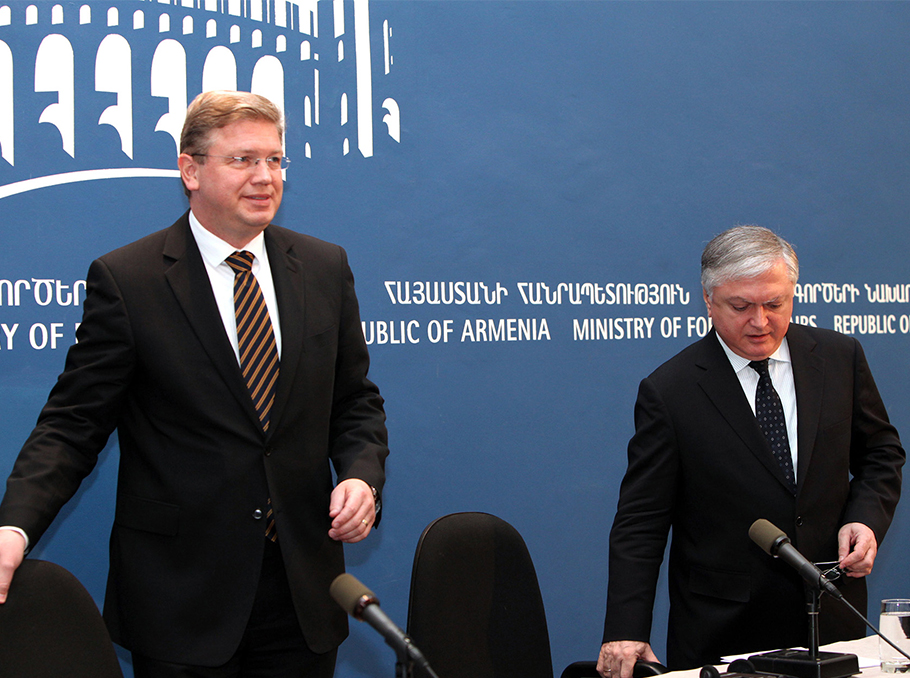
[880, 599, 910, 673]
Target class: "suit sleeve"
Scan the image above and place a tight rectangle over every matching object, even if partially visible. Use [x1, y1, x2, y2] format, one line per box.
[603, 376, 678, 645]
[841, 338, 904, 545]
[0, 258, 135, 544]
[326, 247, 389, 520]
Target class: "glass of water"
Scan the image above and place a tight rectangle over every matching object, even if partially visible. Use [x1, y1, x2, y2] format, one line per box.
[880, 599, 910, 673]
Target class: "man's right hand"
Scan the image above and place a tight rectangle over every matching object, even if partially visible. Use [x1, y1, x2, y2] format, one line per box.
[598, 640, 660, 678]
[0, 529, 26, 604]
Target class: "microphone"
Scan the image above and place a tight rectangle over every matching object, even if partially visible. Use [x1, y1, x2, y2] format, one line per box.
[748, 519, 842, 599]
[748, 519, 910, 678]
[330, 573, 439, 678]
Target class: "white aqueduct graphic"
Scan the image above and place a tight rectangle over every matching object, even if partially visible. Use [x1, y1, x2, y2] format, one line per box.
[0, 0, 401, 199]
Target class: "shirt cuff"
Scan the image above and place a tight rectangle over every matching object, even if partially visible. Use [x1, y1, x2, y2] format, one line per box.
[0, 526, 30, 552]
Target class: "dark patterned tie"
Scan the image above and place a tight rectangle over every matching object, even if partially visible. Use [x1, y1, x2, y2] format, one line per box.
[226, 251, 279, 541]
[749, 359, 796, 492]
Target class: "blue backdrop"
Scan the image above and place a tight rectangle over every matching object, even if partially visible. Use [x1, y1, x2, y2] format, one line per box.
[1, 1, 909, 676]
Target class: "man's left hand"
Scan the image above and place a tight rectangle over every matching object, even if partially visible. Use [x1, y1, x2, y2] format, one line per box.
[837, 522, 878, 577]
[328, 479, 376, 543]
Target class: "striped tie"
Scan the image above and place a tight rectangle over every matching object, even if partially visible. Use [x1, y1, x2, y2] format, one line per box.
[225, 251, 279, 432]
[226, 251, 279, 541]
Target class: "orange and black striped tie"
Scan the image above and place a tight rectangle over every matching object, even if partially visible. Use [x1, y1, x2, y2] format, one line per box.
[226, 251, 279, 430]
[226, 251, 279, 540]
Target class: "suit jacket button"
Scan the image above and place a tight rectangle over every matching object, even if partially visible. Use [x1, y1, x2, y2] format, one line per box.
[264, 446, 273, 457]
[252, 509, 263, 520]
[795, 515, 804, 527]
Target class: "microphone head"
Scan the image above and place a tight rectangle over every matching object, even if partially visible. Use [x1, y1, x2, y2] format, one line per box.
[749, 518, 790, 556]
[330, 573, 378, 619]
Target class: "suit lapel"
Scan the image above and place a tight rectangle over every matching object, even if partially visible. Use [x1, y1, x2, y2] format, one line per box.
[786, 324, 824, 486]
[162, 213, 264, 431]
[696, 330, 797, 490]
[263, 227, 306, 436]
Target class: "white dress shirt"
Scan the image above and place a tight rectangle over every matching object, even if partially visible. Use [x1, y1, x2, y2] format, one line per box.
[189, 210, 283, 360]
[716, 333, 799, 479]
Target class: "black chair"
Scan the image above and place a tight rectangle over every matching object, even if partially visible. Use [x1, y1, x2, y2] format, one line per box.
[0, 558, 124, 678]
[406, 512, 553, 678]
[561, 660, 669, 678]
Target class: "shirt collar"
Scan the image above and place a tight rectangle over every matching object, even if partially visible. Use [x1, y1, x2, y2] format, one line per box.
[715, 330, 792, 373]
[188, 210, 267, 269]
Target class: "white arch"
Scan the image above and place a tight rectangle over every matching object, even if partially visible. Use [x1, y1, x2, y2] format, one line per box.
[202, 46, 237, 92]
[382, 98, 400, 143]
[251, 55, 285, 114]
[35, 34, 75, 157]
[96, 34, 133, 158]
[0, 40, 13, 165]
[250, 0, 263, 22]
[333, 0, 344, 37]
[151, 39, 187, 154]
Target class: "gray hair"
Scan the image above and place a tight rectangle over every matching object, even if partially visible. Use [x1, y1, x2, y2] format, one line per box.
[701, 225, 799, 296]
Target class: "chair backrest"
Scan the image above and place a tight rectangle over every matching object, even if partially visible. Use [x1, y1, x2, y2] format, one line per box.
[0, 558, 124, 678]
[406, 512, 553, 678]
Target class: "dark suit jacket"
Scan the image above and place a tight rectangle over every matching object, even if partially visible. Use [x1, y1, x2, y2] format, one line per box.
[602, 324, 904, 669]
[0, 213, 389, 665]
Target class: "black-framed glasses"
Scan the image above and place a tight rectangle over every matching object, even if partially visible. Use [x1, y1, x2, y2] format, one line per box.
[192, 154, 290, 171]
[816, 560, 847, 583]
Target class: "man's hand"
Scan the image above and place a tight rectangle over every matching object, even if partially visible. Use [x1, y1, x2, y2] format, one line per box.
[0, 529, 26, 604]
[328, 479, 376, 543]
[598, 641, 660, 678]
[838, 522, 878, 577]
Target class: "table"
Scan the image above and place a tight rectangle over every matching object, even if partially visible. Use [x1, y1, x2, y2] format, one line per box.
[666, 636, 889, 678]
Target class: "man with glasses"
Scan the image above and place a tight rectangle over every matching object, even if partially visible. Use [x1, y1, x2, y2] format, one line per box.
[0, 91, 389, 677]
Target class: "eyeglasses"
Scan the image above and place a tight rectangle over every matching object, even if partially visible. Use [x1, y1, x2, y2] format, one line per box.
[192, 154, 291, 171]
[816, 561, 848, 583]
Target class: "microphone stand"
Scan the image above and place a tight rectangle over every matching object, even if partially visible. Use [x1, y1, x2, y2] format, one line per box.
[395, 647, 416, 678]
[395, 643, 441, 678]
[395, 652, 414, 678]
[749, 570, 859, 678]
[806, 583, 821, 662]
